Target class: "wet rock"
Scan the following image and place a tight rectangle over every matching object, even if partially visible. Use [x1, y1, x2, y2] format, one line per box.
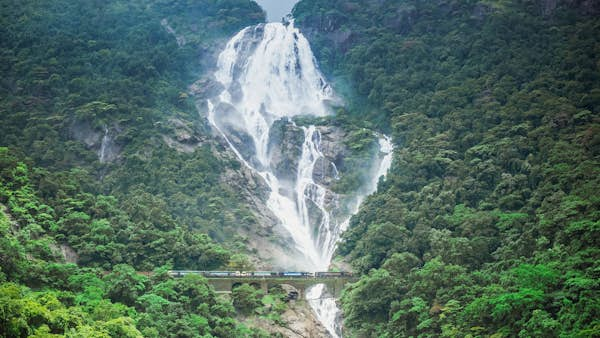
[211, 102, 258, 163]
[314, 126, 347, 187]
[70, 120, 121, 163]
[246, 299, 331, 338]
[268, 119, 304, 182]
[97, 127, 121, 163]
[60, 244, 79, 264]
[70, 120, 101, 148]
[189, 77, 224, 99]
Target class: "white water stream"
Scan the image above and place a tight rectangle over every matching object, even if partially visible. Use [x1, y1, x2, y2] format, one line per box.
[99, 127, 110, 163]
[205, 20, 393, 338]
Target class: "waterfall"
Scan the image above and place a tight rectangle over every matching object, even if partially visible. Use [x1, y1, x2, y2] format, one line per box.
[99, 127, 109, 163]
[206, 20, 393, 337]
[306, 135, 393, 338]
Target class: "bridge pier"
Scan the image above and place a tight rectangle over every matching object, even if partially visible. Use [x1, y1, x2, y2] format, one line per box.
[260, 280, 268, 294]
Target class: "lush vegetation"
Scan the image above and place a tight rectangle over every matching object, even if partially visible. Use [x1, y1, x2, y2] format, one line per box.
[0, 156, 268, 336]
[295, 0, 600, 337]
[0, 0, 264, 249]
[0, 0, 288, 336]
[2, 0, 599, 336]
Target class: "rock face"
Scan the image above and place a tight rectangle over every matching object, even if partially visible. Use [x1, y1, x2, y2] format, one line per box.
[214, 136, 311, 270]
[161, 118, 205, 153]
[279, 302, 332, 338]
[314, 126, 346, 187]
[70, 120, 101, 148]
[189, 77, 224, 100]
[247, 300, 332, 338]
[296, 12, 354, 54]
[98, 127, 121, 163]
[160, 18, 186, 47]
[60, 244, 79, 264]
[70, 120, 121, 163]
[205, 116, 355, 270]
[267, 120, 347, 190]
[268, 119, 304, 183]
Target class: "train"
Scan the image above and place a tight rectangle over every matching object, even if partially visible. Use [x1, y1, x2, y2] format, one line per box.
[167, 271, 353, 278]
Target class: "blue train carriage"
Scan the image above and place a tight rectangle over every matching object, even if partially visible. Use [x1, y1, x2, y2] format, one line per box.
[168, 270, 202, 277]
[314, 271, 353, 278]
[205, 271, 237, 277]
[280, 271, 313, 278]
[251, 271, 279, 277]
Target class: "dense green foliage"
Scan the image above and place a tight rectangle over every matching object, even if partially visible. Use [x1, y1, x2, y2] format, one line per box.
[0, 0, 280, 336]
[3, 0, 599, 336]
[0, 263, 274, 337]
[0, 0, 263, 251]
[295, 0, 599, 336]
[0, 147, 232, 273]
[0, 146, 279, 337]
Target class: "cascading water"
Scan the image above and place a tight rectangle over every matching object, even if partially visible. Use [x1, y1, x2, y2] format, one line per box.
[205, 20, 393, 337]
[307, 135, 393, 338]
[99, 127, 110, 163]
[207, 21, 335, 269]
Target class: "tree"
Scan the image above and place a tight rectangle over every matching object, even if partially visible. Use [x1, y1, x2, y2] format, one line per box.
[103, 264, 148, 306]
[232, 284, 263, 315]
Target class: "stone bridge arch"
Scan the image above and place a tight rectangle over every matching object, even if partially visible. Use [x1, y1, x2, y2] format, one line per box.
[206, 277, 353, 299]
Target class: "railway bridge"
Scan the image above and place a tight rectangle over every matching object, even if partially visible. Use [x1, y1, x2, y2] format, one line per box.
[169, 271, 357, 298]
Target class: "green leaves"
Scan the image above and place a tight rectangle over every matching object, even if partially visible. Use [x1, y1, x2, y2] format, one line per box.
[296, 0, 600, 337]
[104, 264, 148, 307]
[232, 284, 264, 315]
[342, 269, 400, 328]
[504, 264, 559, 291]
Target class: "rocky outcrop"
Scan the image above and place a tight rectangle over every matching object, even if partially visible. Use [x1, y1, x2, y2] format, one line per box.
[296, 12, 354, 54]
[314, 126, 347, 187]
[70, 120, 101, 148]
[70, 121, 122, 163]
[98, 127, 121, 163]
[246, 300, 331, 338]
[161, 118, 205, 153]
[60, 244, 79, 264]
[189, 77, 224, 100]
[268, 119, 304, 182]
[266, 120, 348, 189]
[160, 18, 186, 47]
[213, 137, 311, 270]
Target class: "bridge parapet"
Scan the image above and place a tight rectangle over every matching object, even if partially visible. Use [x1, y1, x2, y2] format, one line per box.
[169, 271, 356, 298]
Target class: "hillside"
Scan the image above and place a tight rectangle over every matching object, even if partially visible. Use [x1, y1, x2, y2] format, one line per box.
[0, 0, 283, 336]
[294, 0, 599, 336]
[0, 0, 598, 337]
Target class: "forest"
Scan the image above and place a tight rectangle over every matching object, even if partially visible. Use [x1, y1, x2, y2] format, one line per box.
[0, 0, 598, 337]
[0, 0, 280, 336]
[294, 0, 599, 336]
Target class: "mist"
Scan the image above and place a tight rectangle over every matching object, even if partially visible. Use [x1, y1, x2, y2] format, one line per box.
[254, 0, 299, 22]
